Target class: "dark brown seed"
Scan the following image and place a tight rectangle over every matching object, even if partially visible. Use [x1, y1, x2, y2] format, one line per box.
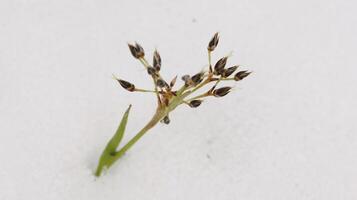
[222, 66, 239, 78]
[234, 71, 251, 81]
[153, 50, 161, 71]
[117, 79, 135, 92]
[214, 57, 228, 75]
[213, 86, 231, 97]
[189, 100, 203, 108]
[128, 42, 145, 59]
[191, 72, 204, 85]
[147, 66, 157, 76]
[156, 78, 168, 88]
[162, 116, 170, 124]
[208, 32, 219, 51]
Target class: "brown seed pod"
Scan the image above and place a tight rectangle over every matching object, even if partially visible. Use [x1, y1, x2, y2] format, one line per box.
[213, 86, 231, 97]
[156, 78, 168, 88]
[170, 75, 178, 88]
[128, 42, 145, 59]
[208, 32, 219, 51]
[234, 71, 251, 81]
[181, 75, 192, 86]
[214, 57, 228, 75]
[191, 72, 204, 85]
[153, 50, 161, 71]
[189, 100, 203, 108]
[117, 79, 135, 92]
[147, 66, 157, 76]
[222, 65, 238, 78]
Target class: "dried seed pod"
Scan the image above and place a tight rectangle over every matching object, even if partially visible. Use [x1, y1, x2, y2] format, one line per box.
[117, 79, 135, 92]
[181, 75, 190, 81]
[128, 42, 145, 59]
[234, 71, 251, 81]
[214, 57, 228, 75]
[191, 72, 204, 85]
[170, 75, 177, 88]
[161, 115, 170, 124]
[222, 65, 239, 78]
[189, 100, 203, 108]
[156, 78, 168, 88]
[208, 32, 219, 51]
[153, 50, 161, 71]
[181, 75, 192, 86]
[147, 66, 157, 76]
[213, 86, 231, 97]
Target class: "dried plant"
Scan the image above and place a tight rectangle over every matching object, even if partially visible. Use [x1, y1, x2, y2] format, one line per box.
[95, 33, 251, 177]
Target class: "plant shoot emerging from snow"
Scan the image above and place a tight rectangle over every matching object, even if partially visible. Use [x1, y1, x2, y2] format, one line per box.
[95, 33, 251, 177]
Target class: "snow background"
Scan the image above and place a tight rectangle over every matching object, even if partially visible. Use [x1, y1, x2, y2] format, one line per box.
[1, 0, 356, 199]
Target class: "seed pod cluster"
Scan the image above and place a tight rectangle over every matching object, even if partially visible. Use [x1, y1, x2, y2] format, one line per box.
[128, 43, 145, 59]
[119, 33, 250, 126]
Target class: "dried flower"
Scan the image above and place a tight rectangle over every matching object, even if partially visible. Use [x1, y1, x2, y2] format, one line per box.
[128, 42, 145, 59]
[191, 72, 204, 85]
[117, 79, 135, 92]
[234, 71, 251, 81]
[222, 65, 238, 78]
[170, 75, 177, 88]
[156, 78, 168, 88]
[214, 57, 228, 75]
[208, 32, 219, 51]
[181, 75, 192, 86]
[153, 50, 161, 71]
[147, 66, 157, 76]
[189, 100, 203, 108]
[213, 87, 231, 97]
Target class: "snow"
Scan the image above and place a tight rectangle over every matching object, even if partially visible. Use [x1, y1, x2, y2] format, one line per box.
[1, 0, 356, 199]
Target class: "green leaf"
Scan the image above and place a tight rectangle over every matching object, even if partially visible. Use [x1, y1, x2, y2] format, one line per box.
[105, 104, 132, 154]
[95, 105, 132, 176]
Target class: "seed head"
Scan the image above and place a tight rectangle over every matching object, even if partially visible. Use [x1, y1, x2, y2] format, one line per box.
[214, 57, 228, 75]
[128, 42, 145, 59]
[222, 65, 239, 78]
[153, 50, 161, 71]
[208, 32, 219, 51]
[213, 86, 231, 97]
[191, 72, 204, 85]
[189, 100, 203, 108]
[234, 71, 251, 81]
[116, 79, 135, 92]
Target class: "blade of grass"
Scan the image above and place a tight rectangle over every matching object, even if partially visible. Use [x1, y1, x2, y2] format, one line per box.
[95, 104, 132, 176]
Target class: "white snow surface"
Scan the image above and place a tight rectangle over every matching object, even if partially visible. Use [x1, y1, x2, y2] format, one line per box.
[1, 0, 356, 199]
